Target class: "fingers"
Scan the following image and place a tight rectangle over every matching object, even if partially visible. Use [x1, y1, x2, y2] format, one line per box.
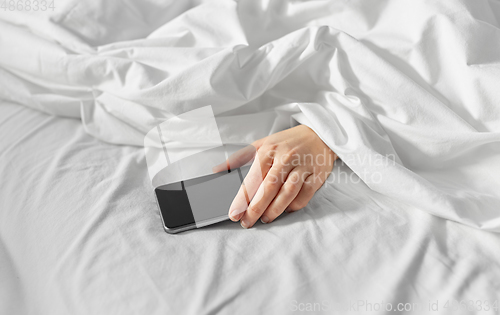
[239, 161, 294, 228]
[228, 147, 274, 221]
[212, 139, 265, 173]
[287, 172, 324, 212]
[212, 144, 256, 173]
[228, 184, 250, 222]
[260, 169, 308, 224]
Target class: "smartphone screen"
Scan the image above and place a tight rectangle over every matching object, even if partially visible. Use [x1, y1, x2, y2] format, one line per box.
[155, 166, 250, 230]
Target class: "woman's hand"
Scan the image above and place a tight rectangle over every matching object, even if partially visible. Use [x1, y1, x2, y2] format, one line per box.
[212, 125, 337, 229]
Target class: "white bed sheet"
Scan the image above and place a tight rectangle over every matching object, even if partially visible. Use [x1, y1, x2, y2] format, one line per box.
[1, 101, 500, 314]
[1, 0, 500, 313]
[1, 0, 500, 232]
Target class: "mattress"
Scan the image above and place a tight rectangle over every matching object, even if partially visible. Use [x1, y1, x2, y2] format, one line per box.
[1, 101, 500, 314]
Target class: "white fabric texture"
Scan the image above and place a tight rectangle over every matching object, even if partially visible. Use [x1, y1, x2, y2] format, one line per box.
[2, 101, 500, 315]
[1, 0, 500, 313]
[1, 0, 500, 231]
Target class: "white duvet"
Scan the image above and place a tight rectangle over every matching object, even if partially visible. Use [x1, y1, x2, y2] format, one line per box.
[1, 0, 500, 314]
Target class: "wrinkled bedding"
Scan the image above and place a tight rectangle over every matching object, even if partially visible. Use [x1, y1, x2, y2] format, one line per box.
[1, 0, 500, 231]
[1, 0, 500, 314]
[2, 101, 500, 314]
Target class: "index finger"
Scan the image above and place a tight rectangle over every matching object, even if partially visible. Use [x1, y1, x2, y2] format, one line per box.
[227, 148, 273, 221]
[212, 139, 265, 173]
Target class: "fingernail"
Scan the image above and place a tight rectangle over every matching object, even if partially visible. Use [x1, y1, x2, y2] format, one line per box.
[229, 210, 237, 221]
[229, 207, 243, 221]
[230, 212, 244, 222]
[240, 220, 249, 229]
[260, 216, 269, 224]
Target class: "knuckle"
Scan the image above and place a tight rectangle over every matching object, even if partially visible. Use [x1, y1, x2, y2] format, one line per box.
[289, 172, 300, 183]
[284, 183, 297, 195]
[247, 205, 262, 216]
[285, 178, 300, 193]
[266, 209, 280, 220]
[264, 206, 279, 218]
[265, 177, 281, 190]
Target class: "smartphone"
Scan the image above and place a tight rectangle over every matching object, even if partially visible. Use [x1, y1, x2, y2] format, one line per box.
[155, 165, 250, 233]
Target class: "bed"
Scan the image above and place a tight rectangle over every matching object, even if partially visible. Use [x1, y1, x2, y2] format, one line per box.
[1, 0, 500, 314]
